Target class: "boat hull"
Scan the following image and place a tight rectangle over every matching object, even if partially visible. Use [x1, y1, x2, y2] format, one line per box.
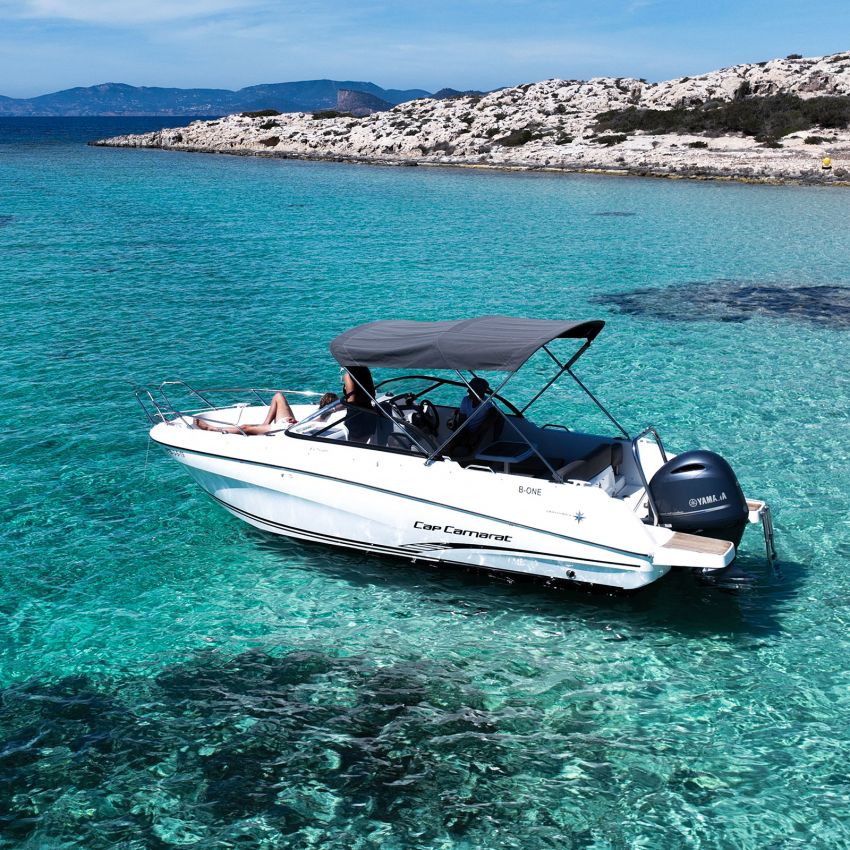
[155, 428, 673, 591]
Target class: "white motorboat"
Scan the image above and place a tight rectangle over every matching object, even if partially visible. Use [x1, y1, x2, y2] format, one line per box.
[138, 316, 776, 592]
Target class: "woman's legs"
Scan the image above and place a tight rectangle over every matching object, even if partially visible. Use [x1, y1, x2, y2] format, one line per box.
[194, 392, 295, 433]
[194, 418, 285, 435]
[262, 392, 296, 425]
[194, 417, 242, 433]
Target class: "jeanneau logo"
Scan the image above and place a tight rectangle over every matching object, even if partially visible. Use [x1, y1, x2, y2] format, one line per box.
[689, 492, 727, 508]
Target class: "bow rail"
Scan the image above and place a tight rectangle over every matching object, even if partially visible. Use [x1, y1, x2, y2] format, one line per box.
[135, 380, 323, 426]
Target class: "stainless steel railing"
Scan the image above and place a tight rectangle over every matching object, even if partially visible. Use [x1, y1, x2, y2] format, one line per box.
[630, 426, 667, 526]
[134, 380, 323, 428]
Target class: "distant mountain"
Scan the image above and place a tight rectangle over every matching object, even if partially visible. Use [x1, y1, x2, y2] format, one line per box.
[237, 81, 426, 113]
[336, 89, 392, 116]
[0, 80, 432, 116]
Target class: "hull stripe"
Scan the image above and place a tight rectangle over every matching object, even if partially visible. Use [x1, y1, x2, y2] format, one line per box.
[208, 494, 642, 572]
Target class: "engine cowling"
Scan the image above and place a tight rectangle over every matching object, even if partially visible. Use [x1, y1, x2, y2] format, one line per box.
[648, 450, 748, 547]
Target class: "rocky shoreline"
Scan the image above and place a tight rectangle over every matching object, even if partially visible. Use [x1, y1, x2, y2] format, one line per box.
[92, 52, 850, 186]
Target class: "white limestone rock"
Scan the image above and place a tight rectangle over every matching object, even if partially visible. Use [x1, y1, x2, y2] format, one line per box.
[93, 51, 850, 183]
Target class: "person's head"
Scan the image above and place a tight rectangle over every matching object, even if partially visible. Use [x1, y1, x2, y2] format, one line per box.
[467, 376, 491, 406]
[317, 391, 340, 422]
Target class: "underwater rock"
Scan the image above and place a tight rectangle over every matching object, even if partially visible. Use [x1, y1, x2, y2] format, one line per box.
[599, 281, 850, 327]
[1, 649, 564, 847]
[0, 214, 16, 227]
[0, 676, 164, 843]
[155, 648, 336, 708]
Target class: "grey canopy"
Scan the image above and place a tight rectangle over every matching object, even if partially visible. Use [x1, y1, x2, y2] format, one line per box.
[329, 316, 604, 373]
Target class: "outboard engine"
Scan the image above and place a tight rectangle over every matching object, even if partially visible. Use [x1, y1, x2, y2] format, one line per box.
[648, 450, 749, 547]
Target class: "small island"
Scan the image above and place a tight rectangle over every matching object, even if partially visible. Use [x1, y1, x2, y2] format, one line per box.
[93, 52, 850, 185]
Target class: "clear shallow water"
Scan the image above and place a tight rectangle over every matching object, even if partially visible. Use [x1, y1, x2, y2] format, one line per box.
[1, 118, 849, 849]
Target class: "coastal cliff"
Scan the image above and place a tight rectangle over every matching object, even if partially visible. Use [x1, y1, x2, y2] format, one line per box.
[93, 53, 850, 183]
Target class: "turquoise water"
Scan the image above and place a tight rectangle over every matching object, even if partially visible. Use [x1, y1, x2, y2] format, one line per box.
[2, 118, 850, 849]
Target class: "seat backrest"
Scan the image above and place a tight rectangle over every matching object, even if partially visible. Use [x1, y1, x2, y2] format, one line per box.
[444, 405, 503, 458]
[368, 415, 396, 446]
[556, 441, 622, 482]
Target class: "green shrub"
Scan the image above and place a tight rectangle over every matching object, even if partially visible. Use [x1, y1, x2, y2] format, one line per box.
[440, 93, 482, 104]
[485, 127, 500, 138]
[734, 81, 751, 101]
[594, 134, 628, 146]
[555, 133, 574, 145]
[495, 128, 534, 146]
[805, 135, 825, 144]
[786, 53, 803, 60]
[687, 140, 708, 148]
[311, 110, 355, 120]
[258, 136, 280, 147]
[595, 94, 850, 140]
[259, 120, 280, 130]
[242, 109, 281, 118]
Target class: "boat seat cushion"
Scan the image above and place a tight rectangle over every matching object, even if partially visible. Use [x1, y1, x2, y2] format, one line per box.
[507, 455, 565, 478]
[557, 442, 623, 481]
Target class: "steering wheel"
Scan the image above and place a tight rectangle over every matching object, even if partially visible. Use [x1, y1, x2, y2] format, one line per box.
[416, 399, 439, 435]
[388, 393, 418, 421]
[387, 394, 439, 436]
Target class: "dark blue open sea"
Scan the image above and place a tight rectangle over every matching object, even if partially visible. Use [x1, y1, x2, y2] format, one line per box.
[1, 117, 850, 849]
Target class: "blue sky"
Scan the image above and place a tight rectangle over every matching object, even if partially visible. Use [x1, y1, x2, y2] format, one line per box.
[1, 0, 849, 98]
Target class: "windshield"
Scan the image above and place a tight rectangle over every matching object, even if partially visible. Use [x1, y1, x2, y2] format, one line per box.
[289, 398, 348, 436]
[290, 396, 439, 455]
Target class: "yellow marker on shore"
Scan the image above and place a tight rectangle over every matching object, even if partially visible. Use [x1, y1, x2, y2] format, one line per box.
[822, 157, 832, 170]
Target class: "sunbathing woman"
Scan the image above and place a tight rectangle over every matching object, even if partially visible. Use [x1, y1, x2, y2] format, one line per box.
[195, 392, 338, 434]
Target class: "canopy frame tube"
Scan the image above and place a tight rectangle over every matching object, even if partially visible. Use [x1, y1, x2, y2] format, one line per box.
[519, 341, 589, 415]
[517, 342, 630, 440]
[567, 367, 630, 440]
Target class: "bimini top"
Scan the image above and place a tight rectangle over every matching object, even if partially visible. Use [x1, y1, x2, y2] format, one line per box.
[329, 316, 604, 373]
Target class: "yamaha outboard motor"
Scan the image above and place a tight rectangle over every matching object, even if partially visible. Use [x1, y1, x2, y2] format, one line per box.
[648, 450, 749, 547]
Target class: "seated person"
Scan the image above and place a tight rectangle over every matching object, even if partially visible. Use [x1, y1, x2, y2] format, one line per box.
[195, 391, 338, 434]
[458, 377, 494, 433]
[445, 377, 501, 455]
[315, 392, 341, 421]
[341, 366, 377, 443]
